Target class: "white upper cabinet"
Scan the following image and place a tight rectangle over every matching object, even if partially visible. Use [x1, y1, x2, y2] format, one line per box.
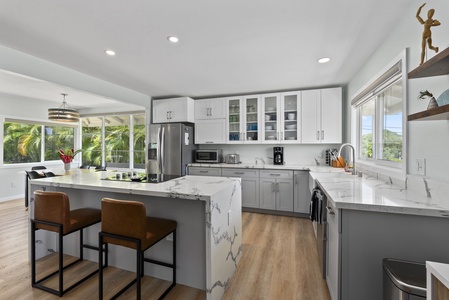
[302, 88, 342, 144]
[320, 88, 342, 143]
[152, 97, 195, 123]
[261, 92, 301, 143]
[194, 98, 226, 120]
[226, 95, 261, 143]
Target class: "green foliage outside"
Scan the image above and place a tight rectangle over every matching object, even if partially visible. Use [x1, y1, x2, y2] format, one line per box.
[4, 120, 146, 168]
[361, 129, 402, 162]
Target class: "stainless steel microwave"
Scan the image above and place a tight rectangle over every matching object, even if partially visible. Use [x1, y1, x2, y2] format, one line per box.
[195, 149, 223, 163]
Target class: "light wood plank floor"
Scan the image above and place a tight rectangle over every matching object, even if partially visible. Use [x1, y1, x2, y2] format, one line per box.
[0, 199, 330, 299]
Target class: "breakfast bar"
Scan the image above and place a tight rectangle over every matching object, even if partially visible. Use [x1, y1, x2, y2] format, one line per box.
[28, 170, 242, 300]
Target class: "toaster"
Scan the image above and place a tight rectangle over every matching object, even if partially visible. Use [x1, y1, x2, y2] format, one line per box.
[225, 154, 240, 164]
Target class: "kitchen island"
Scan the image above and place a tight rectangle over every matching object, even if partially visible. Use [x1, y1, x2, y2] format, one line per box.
[28, 170, 242, 300]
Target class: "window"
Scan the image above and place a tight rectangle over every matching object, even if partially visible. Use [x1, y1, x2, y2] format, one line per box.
[3, 120, 75, 165]
[353, 53, 406, 171]
[81, 113, 145, 169]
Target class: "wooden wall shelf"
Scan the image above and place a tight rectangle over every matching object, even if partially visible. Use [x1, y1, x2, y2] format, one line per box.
[408, 105, 449, 121]
[408, 47, 449, 79]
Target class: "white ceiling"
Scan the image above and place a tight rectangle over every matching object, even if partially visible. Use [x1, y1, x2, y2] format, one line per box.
[0, 0, 411, 108]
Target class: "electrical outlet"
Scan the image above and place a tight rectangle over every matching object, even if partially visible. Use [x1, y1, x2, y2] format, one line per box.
[415, 158, 426, 176]
[10, 181, 17, 188]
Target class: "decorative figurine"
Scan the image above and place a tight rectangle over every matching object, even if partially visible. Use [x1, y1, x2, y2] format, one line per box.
[416, 3, 441, 65]
[417, 90, 439, 110]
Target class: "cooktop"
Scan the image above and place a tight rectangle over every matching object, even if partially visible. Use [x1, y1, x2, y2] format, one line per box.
[102, 173, 182, 184]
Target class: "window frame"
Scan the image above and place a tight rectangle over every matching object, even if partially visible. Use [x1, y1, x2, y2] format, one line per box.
[1, 116, 79, 168]
[351, 50, 407, 178]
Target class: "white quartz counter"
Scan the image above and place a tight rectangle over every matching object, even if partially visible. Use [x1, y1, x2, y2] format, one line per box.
[30, 170, 239, 201]
[189, 162, 343, 172]
[311, 172, 449, 218]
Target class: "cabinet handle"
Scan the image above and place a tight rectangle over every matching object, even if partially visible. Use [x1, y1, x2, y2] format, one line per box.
[210, 107, 213, 116]
[170, 111, 173, 119]
[234, 172, 245, 174]
[271, 182, 275, 192]
[200, 171, 208, 173]
[316, 131, 320, 140]
[276, 182, 279, 192]
[167, 111, 170, 119]
[321, 130, 324, 140]
[270, 173, 281, 176]
[206, 141, 213, 144]
[326, 206, 335, 215]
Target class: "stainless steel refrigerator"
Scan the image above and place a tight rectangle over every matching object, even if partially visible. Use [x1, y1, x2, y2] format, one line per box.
[146, 123, 197, 176]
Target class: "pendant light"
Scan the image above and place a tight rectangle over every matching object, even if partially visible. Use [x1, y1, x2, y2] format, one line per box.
[48, 93, 80, 122]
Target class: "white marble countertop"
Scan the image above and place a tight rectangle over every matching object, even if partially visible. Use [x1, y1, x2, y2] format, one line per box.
[311, 172, 449, 218]
[188, 162, 344, 172]
[29, 170, 240, 201]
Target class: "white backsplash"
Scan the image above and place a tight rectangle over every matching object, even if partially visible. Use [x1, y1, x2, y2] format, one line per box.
[199, 144, 340, 165]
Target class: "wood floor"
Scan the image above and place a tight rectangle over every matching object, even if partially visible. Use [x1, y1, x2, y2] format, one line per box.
[0, 199, 330, 300]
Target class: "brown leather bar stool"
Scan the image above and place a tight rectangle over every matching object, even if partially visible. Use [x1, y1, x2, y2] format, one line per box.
[99, 198, 177, 300]
[31, 190, 102, 296]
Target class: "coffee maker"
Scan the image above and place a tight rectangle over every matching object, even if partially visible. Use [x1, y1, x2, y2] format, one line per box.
[273, 147, 284, 165]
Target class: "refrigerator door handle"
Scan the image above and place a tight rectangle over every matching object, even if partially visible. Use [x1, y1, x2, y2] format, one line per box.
[161, 126, 165, 173]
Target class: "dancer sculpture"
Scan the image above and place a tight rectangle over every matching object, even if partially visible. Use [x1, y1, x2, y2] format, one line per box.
[416, 3, 441, 65]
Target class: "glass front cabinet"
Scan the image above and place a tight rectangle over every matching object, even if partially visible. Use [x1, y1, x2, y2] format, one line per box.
[226, 95, 261, 143]
[261, 92, 301, 143]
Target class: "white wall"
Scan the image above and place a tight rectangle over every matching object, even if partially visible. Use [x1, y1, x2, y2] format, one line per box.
[347, 0, 449, 182]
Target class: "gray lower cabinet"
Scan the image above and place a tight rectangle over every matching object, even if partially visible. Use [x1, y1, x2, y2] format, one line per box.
[259, 170, 293, 212]
[326, 200, 340, 300]
[294, 170, 311, 213]
[325, 206, 449, 300]
[188, 166, 222, 176]
[222, 168, 259, 208]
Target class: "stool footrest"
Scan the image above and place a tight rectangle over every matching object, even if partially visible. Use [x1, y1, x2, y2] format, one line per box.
[144, 257, 174, 269]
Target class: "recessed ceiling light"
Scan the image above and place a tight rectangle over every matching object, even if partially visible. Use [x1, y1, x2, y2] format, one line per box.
[167, 36, 179, 43]
[317, 57, 331, 63]
[105, 50, 116, 56]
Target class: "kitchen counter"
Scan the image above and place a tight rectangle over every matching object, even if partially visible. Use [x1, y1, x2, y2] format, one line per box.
[189, 162, 344, 172]
[310, 172, 449, 218]
[29, 170, 242, 300]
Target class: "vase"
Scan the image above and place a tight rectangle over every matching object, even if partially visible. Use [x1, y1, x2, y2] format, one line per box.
[427, 97, 439, 110]
[64, 163, 71, 171]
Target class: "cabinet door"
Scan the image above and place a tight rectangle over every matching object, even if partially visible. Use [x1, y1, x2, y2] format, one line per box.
[326, 205, 340, 300]
[169, 98, 189, 122]
[208, 98, 226, 119]
[321, 88, 342, 144]
[261, 93, 280, 143]
[276, 180, 294, 212]
[301, 89, 320, 143]
[281, 92, 301, 143]
[294, 171, 311, 213]
[152, 99, 171, 123]
[194, 99, 210, 120]
[227, 97, 243, 143]
[242, 178, 260, 208]
[259, 178, 276, 210]
[243, 95, 261, 143]
[195, 119, 226, 144]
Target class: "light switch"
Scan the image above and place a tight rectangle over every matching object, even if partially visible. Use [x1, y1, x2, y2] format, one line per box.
[416, 158, 426, 176]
